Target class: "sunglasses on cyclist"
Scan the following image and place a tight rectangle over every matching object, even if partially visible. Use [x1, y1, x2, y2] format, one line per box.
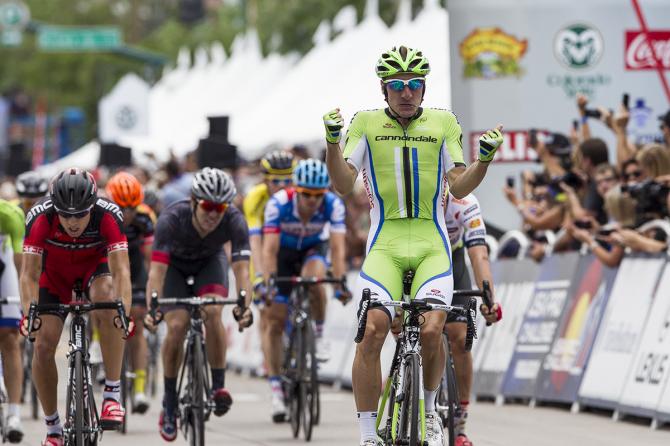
[199, 200, 228, 213]
[383, 77, 425, 92]
[270, 178, 292, 185]
[296, 187, 327, 198]
[55, 208, 91, 219]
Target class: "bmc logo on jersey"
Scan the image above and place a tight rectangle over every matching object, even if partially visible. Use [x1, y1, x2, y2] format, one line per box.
[97, 198, 124, 221]
[25, 200, 53, 225]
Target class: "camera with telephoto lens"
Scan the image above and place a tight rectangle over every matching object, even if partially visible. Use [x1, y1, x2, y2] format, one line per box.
[621, 180, 670, 225]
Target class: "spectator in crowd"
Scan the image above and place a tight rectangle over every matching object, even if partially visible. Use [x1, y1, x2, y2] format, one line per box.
[571, 138, 609, 224]
[659, 110, 670, 148]
[621, 158, 642, 187]
[159, 155, 194, 207]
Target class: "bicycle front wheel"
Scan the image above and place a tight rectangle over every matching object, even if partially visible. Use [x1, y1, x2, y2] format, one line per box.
[288, 322, 303, 439]
[397, 354, 420, 446]
[437, 334, 460, 446]
[189, 340, 206, 446]
[74, 351, 85, 446]
[119, 350, 128, 434]
[302, 322, 319, 441]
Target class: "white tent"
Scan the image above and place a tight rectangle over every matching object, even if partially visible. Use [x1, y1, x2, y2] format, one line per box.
[46, 0, 452, 171]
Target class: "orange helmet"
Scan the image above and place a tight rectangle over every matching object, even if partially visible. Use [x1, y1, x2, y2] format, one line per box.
[106, 172, 144, 208]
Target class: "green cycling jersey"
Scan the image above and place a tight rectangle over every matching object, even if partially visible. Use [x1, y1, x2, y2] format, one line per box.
[0, 199, 25, 253]
[343, 107, 464, 225]
[343, 107, 465, 303]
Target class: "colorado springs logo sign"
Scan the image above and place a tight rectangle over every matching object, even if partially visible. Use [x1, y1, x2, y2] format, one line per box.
[547, 23, 610, 99]
[554, 23, 604, 70]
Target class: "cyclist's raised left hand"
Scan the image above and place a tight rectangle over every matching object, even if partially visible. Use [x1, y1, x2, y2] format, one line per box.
[478, 125, 503, 163]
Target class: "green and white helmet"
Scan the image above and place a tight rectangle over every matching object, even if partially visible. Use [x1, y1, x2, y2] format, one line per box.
[375, 46, 430, 79]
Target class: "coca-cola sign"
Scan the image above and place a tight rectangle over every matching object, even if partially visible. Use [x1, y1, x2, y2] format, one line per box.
[625, 30, 670, 71]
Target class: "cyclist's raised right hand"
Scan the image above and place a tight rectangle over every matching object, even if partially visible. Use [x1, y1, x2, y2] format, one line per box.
[323, 108, 344, 144]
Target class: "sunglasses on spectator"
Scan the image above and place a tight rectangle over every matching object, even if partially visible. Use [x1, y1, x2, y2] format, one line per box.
[199, 200, 228, 213]
[623, 170, 642, 180]
[56, 208, 91, 219]
[383, 77, 425, 92]
[296, 187, 327, 198]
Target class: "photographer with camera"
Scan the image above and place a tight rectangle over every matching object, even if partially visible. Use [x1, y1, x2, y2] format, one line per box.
[577, 93, 637, 170]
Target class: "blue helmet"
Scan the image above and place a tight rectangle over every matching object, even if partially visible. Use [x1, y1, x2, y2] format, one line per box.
[294, 159, 330, 189]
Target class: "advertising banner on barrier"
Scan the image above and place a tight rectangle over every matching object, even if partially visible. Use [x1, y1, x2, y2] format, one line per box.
[618, 262, 670, 418]
[657, 335, 670, 423]
[473, 258, 539, 398]
[578, 255, 665, 409]
[501, 252, 579, 399]
[534, 254, 618, 403]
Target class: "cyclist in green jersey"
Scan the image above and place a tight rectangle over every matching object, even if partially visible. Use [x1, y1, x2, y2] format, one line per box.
[0, 200, 25, 443]
[323, 46, 503, 446]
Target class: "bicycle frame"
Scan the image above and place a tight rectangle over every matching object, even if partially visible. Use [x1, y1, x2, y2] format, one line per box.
[64, 313, 100, 442]
[176, 304, 212, 429]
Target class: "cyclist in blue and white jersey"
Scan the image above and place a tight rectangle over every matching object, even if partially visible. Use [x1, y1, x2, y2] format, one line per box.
[261, 159, 351, 422]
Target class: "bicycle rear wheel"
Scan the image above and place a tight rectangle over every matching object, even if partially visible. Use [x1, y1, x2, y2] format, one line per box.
[397, 354, 420, 446]
[189, 340, 206, 446]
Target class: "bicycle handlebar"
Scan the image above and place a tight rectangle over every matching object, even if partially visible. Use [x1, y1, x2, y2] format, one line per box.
[149, 290, 249, 331]
[273, 276, 347, 285]
[27, 300, 130, 342]
[354, 280, 495, 343]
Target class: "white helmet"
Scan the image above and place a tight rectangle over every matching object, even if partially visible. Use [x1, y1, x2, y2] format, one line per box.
[191, 167, 236, 204]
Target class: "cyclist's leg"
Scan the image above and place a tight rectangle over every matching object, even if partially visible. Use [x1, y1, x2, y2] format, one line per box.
[32, 288, 66, 437]
[88, 262, 123, 383]
[161, 262, 190, 420]
[0, 248, 23, 432]
[410, 220, 453, 405]
[444, 247, 472, 439]
[195, 253, 228, 378]
[265, 246, 301, 376]
[129, 290, 149, 411]
[301, 246, 328, 358]
[352, 222, 403, 442]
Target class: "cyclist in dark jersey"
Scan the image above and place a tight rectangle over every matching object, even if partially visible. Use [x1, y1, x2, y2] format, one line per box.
[20, 168, 132, 446]
[145, 167, 253, 442]
[106, 171, 156, 414]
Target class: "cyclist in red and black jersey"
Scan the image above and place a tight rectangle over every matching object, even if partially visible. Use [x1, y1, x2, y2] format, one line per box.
[106, 171, 156, 414]
[145, 167, 253, 442]
[19, 168, 132, 446]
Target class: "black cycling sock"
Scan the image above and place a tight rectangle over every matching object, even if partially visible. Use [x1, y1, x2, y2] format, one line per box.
[163, 377, 178, 417]
[211, 368, 225, 390]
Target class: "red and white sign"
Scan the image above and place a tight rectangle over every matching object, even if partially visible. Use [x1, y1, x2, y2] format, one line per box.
[625, 30, 670, 71]
[469, 130, 548, 163]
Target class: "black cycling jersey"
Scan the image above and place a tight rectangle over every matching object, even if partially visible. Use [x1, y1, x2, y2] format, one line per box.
[151, 199, 250, 265]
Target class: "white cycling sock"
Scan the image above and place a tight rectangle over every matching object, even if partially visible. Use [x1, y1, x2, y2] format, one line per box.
[7, 403, 20, 418]
[424, 387, 438, 413]
[357, 411, 377, 440]
[103, 379, 121, 402]
[45, 412, 62, 436]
